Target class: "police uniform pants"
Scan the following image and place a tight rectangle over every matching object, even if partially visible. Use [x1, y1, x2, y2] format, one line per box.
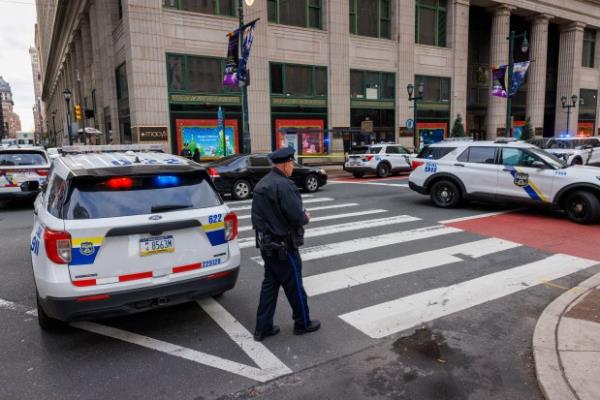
[255, 248, 310, 334]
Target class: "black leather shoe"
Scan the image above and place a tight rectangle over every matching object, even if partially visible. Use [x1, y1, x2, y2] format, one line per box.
[253, 325, 280, 342]
[293, 320, 321, 335]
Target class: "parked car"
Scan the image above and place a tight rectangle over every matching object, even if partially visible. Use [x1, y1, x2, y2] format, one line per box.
[207, 153, 328, 200]
[0, 147, 50, 202]
[344, 144, 414, 178]
[543, 137, 600, 166]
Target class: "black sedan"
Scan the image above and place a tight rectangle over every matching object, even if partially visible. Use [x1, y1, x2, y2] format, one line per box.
[207, 154, 328, 200]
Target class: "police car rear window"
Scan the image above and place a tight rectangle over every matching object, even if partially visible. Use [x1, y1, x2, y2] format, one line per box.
[62, 172, 221, 219]
[0, 151, 47, 166]
[417, 147, 456, 160]
[350, 146, 382, 155]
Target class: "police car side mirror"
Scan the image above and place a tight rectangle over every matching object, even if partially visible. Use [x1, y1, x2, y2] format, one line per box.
[531, 161, 546, 169]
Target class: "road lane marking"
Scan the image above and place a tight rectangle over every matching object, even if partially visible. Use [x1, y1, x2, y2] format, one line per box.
[438, 209, 521, 224]
[238, 215, 420, 248]
[328, 181, 409, 188]
[304, 238, 521, 296]
[339, 254, 598, 339]
[236, 203, 360, 220]
[251, 225, 460, 265]
[229, 197, 333, 211]
[226, 194, 313, 206]
[237, 209, 389, 232]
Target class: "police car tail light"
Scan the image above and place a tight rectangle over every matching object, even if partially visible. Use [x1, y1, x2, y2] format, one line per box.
[43, 229, 72, 264]
[208, 168, 220, 178]
[411, 160, 425, 170]
[105, 177, 133, 189]
[224, 212, 238, 241]
[35, 169, 49, 176]
[362, 155, 374, 162]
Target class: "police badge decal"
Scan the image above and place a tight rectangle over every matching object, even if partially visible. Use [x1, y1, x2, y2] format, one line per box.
[79, 242, 95, 256]
[513, 172, 529, 187]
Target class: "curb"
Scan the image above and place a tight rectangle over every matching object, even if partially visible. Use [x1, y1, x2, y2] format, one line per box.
[533, 272, 600, 400]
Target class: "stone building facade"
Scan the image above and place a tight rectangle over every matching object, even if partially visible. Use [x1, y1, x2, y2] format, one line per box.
[0, 76, 22, 138]
[36, 0, 600, 154]
[30, 44, 46, 144]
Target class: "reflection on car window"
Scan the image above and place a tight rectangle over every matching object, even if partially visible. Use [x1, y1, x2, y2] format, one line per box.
[463, 147, 497, 164]
[502, 148, 540, 167]
[0, 152, 47, 166]
[386, 146, 399, 154]
[368, 147, 382, 154]
[249, 156, 271, 167]
[418, 146, 456, 160]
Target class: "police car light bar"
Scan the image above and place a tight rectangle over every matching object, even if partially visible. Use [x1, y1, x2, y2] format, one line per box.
[61, 144, 164, 154]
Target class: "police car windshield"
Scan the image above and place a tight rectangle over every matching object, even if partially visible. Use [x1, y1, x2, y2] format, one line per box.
[529, 148, 566, 169]
[0, 151, 47, 166]
[547, 139, 581, 149]
[62, 172, 221, 219]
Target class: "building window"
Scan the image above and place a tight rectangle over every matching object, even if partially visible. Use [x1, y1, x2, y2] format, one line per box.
[350, 70, 395, 100]
[349, 0, 391, 39]
[115, 63, 128, 100]
[268, 0, 322, 29]
[269, 63, 327, 97]
[163, 0, 236, 17]
[416, 75, 450, 103]
[118, 0, 123, 20]
[416, 0, 447, 47]
[582, 29, 596, 68]
[166, 54, 239, 94]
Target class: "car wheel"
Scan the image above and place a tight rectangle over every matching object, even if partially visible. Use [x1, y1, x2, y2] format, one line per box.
[36, 293, 66, 331]
[231, 179, 251, 200]
[430, 180, 461, 208]
[565, 191, 600, 224]
[571, 157, 583, 166]
[352, 172, 364, 178]
[376, 163, 390, 178]
[304, 174, 320, 192]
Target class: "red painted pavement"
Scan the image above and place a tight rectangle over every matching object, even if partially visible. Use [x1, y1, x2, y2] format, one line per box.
[446, 211, 600, 261]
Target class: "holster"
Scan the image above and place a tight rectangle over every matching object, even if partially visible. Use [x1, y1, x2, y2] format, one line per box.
[256, 231, 289, 259]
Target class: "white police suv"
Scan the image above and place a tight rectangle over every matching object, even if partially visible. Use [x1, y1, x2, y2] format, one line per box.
[409, 140, 600, 224]
[1, 147, 50, 202]
[31, 145, 240, 329]
[543, 137, 600, 166]
[344, 143, 413, 178]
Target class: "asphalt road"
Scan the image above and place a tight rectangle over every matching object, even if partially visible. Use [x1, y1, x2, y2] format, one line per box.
[1, 177, 599, 400]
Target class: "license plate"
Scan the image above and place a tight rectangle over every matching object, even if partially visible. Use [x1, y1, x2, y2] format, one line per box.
[349, 161, 360, 166]
[140, 235, 174, 256]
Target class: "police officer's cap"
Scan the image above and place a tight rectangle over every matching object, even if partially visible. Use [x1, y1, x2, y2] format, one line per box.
[269, 147, 295, 164]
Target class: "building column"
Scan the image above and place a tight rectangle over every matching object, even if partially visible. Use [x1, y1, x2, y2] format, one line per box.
[328, 0, 350, 153]
[397, 0, 415, 149]
[526, 14, 552, 136]
[554, 22, 585, 136]
[245, 0, 271, 152]
[448, 0, 470, 129]
[594, 32, 600, 136]
[486, 5, 513, 139]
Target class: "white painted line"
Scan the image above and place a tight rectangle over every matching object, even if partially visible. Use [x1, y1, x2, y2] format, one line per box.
[72, 321, 289, 382]
[304, 238, 521, 296]
[229, 197, 334, 211]
[339, 254, 598, 339]
[236, 202, 361, 220]
[226, 194, 313, 206]
[238, 215, 420, 248]
[328, 181, 409, 188]
[439, 209, 520, 224]
[251, 225, 460, 265]
[197, 298, 292, 374]
[237, 209, 389, 232]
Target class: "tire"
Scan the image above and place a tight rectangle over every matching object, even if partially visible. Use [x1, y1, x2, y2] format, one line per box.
[231, 179, 251, 200]
[571, 157, 583, 166]
[352, 172, 364, 178]
[376, 163, 390, 178]
[564, 191, 600, 224]
[37, 294, 66, 331]
[304, 174, 320, 192]
[430, 180, 461, 208]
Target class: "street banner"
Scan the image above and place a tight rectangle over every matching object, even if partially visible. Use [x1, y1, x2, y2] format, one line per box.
[491, 64, 508, 98]
[491, 61, 530, 98]
[238, 21, 256, 87]
[223, 30, 240, 87]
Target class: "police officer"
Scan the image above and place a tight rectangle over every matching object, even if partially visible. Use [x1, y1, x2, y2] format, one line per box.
[251, 147, 321, 341]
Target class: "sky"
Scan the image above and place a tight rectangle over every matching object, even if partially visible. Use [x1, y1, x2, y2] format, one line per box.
[0, 0, 37, 132]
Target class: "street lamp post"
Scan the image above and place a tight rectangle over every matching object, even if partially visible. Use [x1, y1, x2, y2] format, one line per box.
[505, 31, 529, 137]
[238, 0, 252, 154]
[63, 88, 73, 145]
[560, 94, 578, 136]
[51, 111, 56, 147]
[407, 81, 425, 150]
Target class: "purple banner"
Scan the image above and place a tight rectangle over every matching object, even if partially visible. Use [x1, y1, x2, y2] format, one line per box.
[223, 30, 240, 87]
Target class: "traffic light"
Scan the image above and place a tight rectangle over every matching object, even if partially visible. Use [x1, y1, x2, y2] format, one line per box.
[74, 105, 82, 121]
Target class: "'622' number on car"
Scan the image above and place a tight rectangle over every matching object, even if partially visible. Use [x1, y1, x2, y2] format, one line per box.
[208, 214, 222, 224]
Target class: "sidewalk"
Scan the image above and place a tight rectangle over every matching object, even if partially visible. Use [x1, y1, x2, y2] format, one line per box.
[533, 272, 600, 400]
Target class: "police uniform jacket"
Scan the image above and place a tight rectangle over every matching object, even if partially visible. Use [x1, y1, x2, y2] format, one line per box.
[251, 168, 309, 247]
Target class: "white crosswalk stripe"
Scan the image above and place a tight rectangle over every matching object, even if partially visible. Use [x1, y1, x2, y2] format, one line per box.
[226, 194, 313, 206]
[250, 225, 459, 265]
[339, 254, 597, 339]
[237, 215, 419, 248]
[236, 202, 360, 220]
[229, 197, 333, 211]
[237, 209, 389, 233]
